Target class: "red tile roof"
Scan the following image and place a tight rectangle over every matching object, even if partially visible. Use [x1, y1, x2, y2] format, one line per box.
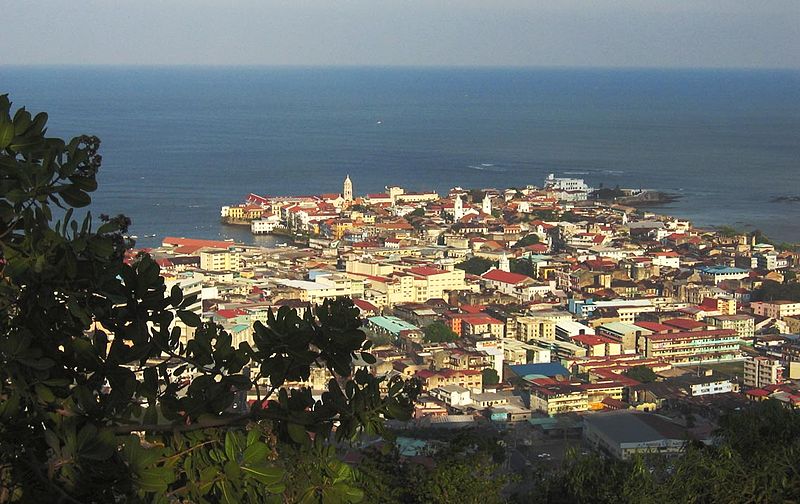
[481, 269, 531, 284]
[662, 318, 706, 331]
[163, 237, 236, 249]
[407, 266, 447, 277]
[634, 321, 674, 334]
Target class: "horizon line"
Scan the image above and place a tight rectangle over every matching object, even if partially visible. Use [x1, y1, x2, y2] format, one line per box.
[2, 63, 799, 73]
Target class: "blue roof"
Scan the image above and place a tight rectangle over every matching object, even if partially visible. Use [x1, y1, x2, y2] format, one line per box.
[367, 316, 419, 335]
[697, 266, 748, 274]
[508, 363, 569, 379]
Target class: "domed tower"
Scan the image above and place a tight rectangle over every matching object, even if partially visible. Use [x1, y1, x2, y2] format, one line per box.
[343, 174, 353, 202]
[482, 193, 492, 215]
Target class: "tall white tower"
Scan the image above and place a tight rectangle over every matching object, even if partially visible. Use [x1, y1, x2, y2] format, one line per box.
[343, 174, 353, 201]
[499, 252, 510, 272]
[454, 194, 464, 220]
[482, 193, 492, 215]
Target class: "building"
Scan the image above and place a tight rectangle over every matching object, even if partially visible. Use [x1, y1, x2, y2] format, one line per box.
[415, 369, 483, 392]
[200, 249, 242, 272]
[707, 314, 755, 339]
[567, 298, 655, 322]
[696, 265, 749, 284]
[516, 316, 557, 342]
[597, 322, 653, 353]
[250, 215, 281, 234]
[751, 301, 800, 319]
[640, 329, 742, 365]
[555, 320, 595, 340]
[583, 411, 691, 460]
[276, 274, 364, 303]
[743, 356, 784, 388]
[343, 174, 353, 202]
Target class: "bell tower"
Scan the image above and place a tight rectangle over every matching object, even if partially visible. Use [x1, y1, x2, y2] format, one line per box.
[343, 174, 353, 201]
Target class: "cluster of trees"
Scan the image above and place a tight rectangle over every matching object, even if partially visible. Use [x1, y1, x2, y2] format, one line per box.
[357, 430, 508, 504]
[752, 280, 800, 302]
[513, 234, 539, 248]
[623, 366, 657, 383]
[509, 259, 535, 278]
[422, 322, 458, 343]
[455, 257, 496, 275]
[0, 95, 420, 502]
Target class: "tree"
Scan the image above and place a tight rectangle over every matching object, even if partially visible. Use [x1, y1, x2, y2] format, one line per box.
[752, 280, 800, 302]
[0, 95, 419, 502]
[623, 366, 657, 383]
[481, 368, 500, 386]
[407, 207, 425, 218]
[514, 234, 539, 248]
[455, 257, 495, 275]
[509, 259, 535, 278]
[423, 322, 458, 343]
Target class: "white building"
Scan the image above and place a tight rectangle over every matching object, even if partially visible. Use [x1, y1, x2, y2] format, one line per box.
[251, 214, 281, 234]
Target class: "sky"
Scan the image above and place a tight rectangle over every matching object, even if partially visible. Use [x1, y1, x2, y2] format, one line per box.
[2, 0, 799, 68]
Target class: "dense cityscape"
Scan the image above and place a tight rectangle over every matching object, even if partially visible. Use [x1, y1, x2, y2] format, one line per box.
[134, 172, 800, 490]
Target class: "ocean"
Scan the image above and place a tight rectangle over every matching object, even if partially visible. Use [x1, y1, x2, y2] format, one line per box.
[2, 66, 799, 247]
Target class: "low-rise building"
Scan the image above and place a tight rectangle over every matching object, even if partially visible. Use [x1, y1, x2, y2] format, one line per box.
[584, 411, 691, 460]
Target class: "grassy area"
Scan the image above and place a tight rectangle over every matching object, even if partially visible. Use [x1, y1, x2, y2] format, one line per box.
[698, 361, 746, 380]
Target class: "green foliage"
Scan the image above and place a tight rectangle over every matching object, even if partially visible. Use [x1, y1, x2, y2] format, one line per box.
[408, 207, 426, 218]
[0, 95, 419, 502]
[481, 368, 500, 386]
[423, 321, 458, 343]
[623, 365, 657, 383]
[715, 225, 743, 238]
[513, 233, 540, 248]
[509, 258, 535, 278]
[455, 256, 496, 275]
[752, 279, 800, 302]
[409, 453, 506, 504]
[358, 431, 508, 504]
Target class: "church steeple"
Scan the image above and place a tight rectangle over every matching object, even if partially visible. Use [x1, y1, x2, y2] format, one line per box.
[454, 194, 464, 220]
[343, 174, 353, 201]
[499, 252, 510, 272]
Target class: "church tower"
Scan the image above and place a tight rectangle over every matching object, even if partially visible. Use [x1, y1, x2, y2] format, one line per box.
[454, 194, 464, 221]
[343, 174, 353, 201]
[482, 193, 492, 215]
[499, 252, 510, 272]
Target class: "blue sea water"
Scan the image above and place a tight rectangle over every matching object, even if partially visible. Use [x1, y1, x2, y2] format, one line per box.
[2, 66, 799, 247]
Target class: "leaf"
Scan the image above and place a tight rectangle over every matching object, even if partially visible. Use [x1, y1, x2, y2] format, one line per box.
[241, 463, 283, 485]
[360, 352, 376, 364]
[177, 310, 201, 327]
[224, 430, 237, 462]
[241, 442, 268, 465]
[59, 186, 91, 208]
[0, 119, 13, 149]
[287, 423, 308, 445]
[136, 468, 171, 493]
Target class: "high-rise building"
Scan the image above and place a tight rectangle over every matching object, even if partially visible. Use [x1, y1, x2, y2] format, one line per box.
[343, 174, 353, 201]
